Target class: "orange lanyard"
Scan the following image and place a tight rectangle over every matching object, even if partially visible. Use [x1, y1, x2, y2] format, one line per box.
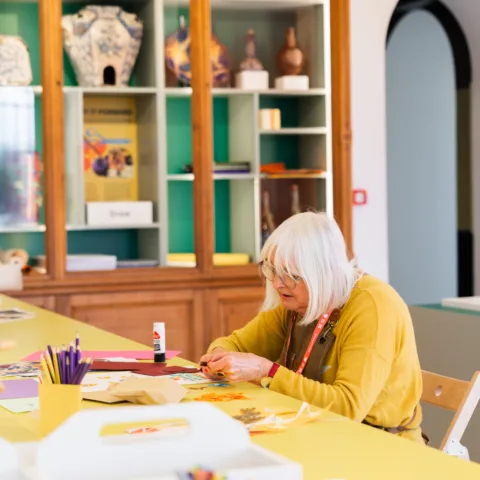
[285, 311, 333, 375]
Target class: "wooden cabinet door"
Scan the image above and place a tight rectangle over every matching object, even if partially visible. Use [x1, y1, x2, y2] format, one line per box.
[12, 295, 56, 311]
[66, 290, 204, 362]
[206, 286, 265, 348]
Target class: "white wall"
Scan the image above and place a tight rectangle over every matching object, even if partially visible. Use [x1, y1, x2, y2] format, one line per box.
[350, 0, 397, 281]
[386, 11, 457, 305]
[350, 0, 480, 296]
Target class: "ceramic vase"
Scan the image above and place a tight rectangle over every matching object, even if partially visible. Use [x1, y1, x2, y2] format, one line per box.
[61, 6, 144, 87]
[0, 35, 32, 86]
[276, 27, 306, 76]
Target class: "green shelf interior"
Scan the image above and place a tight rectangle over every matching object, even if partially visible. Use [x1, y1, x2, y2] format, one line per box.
[166, 96, 231, 254]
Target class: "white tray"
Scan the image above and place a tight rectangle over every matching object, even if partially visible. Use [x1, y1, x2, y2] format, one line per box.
[7, 403, 302, 480]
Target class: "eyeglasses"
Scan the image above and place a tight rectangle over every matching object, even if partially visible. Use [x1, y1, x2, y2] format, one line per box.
[258, 261, 302, 289]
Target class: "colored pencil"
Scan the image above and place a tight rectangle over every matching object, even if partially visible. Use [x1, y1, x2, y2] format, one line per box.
[44, 349, 55, 382]
[72, 358, 92, 385]
[69, 342, 75, 381]
[40, 354, 53, 384]
[51, 346, 60, 383]
[56, 347, 63, 384]
[62, 345, 67, 384]
[75, 332, 80, 361]
[42, 334, 85, 384]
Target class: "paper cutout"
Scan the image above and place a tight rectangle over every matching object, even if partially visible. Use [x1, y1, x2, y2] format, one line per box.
[0, 362, 42, 378]
[233, 408, 265, 424]
[81, 371, 132, 393]
[22, 349, 181, 362]
[0, 379, 38, 399]
[83, 377, 187, 405]
[168, 372, 216, 385]
[0, 308, 34, 323]
[125, 419, 189, 436]
[0, 397, 39, 413]
[193, 392, 250, 402]
[233, 402, 326, 435]
[187, 383, 230, 390]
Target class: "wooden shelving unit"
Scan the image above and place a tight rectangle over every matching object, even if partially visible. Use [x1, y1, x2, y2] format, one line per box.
[0, 0, 352, 361]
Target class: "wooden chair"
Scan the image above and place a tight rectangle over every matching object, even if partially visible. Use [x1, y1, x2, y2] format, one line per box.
[421, 370, 480, 459]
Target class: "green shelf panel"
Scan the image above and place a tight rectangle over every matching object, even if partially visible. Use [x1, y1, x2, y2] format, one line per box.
[0, 230, 141, 263]
[164, 6, 189, 40]
[166, 97, 230, 174]
[67, 230, 139, 260]
[260, 136, 299, 169]
[167, 180, 232, 254]
[168, 182, 194, 254]
[0, 233, 45, 261]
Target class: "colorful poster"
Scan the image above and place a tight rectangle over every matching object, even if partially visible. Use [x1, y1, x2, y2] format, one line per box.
[83, 96, 138, 202]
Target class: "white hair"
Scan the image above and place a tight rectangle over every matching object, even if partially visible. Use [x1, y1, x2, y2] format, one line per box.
[260, 211, 362, 325]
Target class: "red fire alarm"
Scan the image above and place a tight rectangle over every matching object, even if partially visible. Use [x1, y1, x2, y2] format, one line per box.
[352, 189, 367, 206]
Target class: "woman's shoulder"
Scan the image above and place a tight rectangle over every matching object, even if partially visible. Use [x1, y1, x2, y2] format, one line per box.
[344, 273, 411, 321]
[352, 274, 405, 301]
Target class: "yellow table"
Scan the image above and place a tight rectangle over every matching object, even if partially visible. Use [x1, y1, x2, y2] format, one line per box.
[1, 295, 480, 479]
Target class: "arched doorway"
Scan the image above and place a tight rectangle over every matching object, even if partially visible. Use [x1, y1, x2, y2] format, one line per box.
[386, 0, 472, 304]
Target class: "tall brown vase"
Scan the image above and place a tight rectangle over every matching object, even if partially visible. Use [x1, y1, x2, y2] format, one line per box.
[276, 27, 306, 76]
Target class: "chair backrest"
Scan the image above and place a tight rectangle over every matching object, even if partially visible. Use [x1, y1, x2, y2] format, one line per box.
[421, 370, 480, 451]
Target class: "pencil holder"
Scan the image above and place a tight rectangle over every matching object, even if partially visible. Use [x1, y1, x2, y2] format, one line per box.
[39, 383, 82, 437]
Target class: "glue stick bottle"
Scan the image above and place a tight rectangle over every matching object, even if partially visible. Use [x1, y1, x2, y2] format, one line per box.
[153, 322, 166, 363]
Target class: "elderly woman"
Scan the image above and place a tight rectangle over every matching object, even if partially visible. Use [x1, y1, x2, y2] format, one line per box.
[200, 212, 425, 443]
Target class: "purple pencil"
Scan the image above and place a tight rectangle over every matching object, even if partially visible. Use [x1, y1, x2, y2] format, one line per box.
[69, 343, 75, 382]
[75, 333, 80, 365]
[56, 347, 63, 384]
[72, 359, 91, 385]
[47, 345, 54, 364]
[62, 345, 67, 384]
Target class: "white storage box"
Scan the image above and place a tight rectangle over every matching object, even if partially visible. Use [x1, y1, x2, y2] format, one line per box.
[235, 70, 269, 90]
[0, 264, 23, 291]
[13, 403, 302, 480]
[275, 75, 309, 91]
[0, 437, 20, 479]
[86, 201, 153, 226]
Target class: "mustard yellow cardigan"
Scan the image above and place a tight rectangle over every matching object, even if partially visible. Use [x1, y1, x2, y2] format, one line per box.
[209, 275, 424, 443]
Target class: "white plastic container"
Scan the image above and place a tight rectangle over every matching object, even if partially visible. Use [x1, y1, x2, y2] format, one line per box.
[14, 403, 302, 480]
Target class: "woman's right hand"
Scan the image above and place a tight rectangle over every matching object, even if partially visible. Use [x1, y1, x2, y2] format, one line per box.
[198, 348, 226, 379]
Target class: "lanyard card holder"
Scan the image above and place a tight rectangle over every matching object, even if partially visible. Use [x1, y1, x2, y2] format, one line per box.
[17, 403, 302, 480]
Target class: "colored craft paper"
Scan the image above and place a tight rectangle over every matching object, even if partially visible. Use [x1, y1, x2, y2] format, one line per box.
[90, 361, 199, 377]
[22, 350, 181, 362]
[193, 392, 250, 402]
[0, 397, 39, 413]
[0, 362, 42, 378]
[0, 379, 39, 399]
[81, 371, 133, 393]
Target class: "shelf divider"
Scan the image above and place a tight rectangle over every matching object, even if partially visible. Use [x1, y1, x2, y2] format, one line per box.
[190, 0, 215, 272]
[40, 0, 66, 279]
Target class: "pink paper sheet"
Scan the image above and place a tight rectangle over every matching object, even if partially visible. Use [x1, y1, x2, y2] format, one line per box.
[22, 350, 181, 362]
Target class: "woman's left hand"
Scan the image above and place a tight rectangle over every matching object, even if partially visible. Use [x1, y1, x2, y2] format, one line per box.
[205, 351, 273, 384]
